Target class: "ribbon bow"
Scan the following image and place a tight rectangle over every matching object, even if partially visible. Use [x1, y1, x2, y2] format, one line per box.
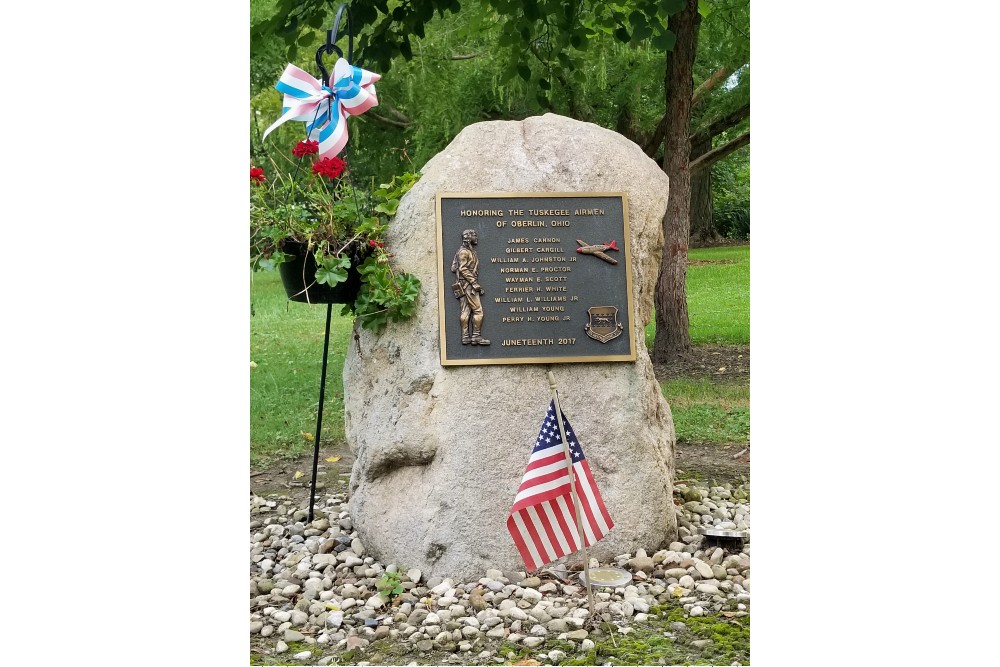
[262, 59, 380, 159]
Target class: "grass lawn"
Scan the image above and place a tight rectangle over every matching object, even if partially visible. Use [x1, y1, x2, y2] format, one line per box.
[250, 271, 355, 466]
[644, 245, 749, 347]
[251, 244, 750, 464]
[661, 378, 750, 444]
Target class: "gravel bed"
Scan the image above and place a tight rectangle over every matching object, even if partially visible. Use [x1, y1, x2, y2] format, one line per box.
[250, 480, 749, 664]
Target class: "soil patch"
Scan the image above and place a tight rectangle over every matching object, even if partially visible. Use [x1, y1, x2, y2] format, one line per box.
[688, 259, 737, 266]
[653, 344, 749, 383]
[690, 238, 749, 249]
[675, 441, 749, 485]
[250, 441, 354, 505]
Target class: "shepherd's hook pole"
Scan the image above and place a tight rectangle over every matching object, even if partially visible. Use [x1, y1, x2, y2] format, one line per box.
[308, 302, 334, 523]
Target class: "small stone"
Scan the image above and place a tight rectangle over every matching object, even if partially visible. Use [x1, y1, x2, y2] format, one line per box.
[581, 639, 596, 652]
[523, 636, 545, 649]
[416, 639, 434, 652]
[566, 629, 589, 640]
[694, 562, 714, 579]
[485, 569, 504, 580]
[346, 636, 369, 650]
[522, 577, 541, 588]
[327, 611, 344, 628]
[261, 625, 274, 637]
[284, 629, 305, 642]
[275, 641, 288, 654]
[292, 650, 312, 660]
[691, 639, 713, 649]
[407, 568, 422, 583]
[690, 606, 704, 617]
[351, 538, 366, 556]
[272, 611, 291, 623]
[629, 556, 654, 573]
[521, 588, 542, 602]
[548, 650, 566, 662]
[250, 621, 263, 634]
[257, 579, 275, 594]
[374, 626, 390, 640]
[696, 584, 719, 595]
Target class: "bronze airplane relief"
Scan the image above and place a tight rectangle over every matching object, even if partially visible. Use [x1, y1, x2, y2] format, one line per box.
[576, 239, 619, 265]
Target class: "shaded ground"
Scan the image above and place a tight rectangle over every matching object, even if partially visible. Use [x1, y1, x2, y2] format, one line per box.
[675, 441, 748, 485]
[653, 344, 749, 383]
[251, 441, 355, 506]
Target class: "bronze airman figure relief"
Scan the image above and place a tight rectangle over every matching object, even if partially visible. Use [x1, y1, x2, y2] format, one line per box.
[451, 229, 491, 345]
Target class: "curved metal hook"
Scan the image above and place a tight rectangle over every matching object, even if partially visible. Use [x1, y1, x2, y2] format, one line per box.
[315, 3, 353, 86]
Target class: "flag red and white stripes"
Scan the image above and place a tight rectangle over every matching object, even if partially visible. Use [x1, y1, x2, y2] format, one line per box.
[507, 400, 614, 571]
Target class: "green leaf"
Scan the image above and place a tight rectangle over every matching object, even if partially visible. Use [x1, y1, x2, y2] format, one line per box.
[662, 0, 686, 14]
[315, 265, 348, 286]
[632, 21, 653, 42]
[614, 26, 630, 43]
[539, 78, 551, 91]
[652, 29, 676, 51]
[517, 64, 531, 81]
[374, 198, 399, 215]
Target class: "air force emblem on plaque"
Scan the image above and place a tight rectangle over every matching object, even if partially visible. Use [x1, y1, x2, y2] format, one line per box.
[585, 306, 624, 343]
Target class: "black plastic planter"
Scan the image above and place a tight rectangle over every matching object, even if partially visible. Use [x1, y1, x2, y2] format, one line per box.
[278, 240, 369, 305]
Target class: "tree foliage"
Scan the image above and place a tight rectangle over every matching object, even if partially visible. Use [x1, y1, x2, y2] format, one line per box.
[250, 0, 750, 354]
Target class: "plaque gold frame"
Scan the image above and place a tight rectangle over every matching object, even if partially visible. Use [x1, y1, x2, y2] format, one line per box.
[435, 192, 637, 366]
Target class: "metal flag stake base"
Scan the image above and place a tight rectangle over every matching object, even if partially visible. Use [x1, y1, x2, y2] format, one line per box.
[580, 567, 632, 588]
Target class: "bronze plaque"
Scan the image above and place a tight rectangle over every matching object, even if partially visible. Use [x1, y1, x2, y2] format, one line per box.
[436, 193, 637, 366]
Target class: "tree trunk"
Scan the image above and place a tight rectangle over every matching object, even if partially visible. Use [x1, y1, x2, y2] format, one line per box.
[689, 136, 717, 243]
[652, 0, 700, 363]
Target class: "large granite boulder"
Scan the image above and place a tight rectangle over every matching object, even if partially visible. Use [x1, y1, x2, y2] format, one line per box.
[344, 113, 677, 581]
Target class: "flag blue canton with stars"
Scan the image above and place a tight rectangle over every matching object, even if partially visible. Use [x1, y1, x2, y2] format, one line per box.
[533, 402, 586, 462]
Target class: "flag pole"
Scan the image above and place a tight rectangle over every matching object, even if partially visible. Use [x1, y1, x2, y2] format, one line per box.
[547, 370, 597, 625]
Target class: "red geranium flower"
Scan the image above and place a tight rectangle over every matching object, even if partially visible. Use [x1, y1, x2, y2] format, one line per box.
[250, 167, 266, 184]
[311, 156, 347, 180]
[292, 140, 320, 158]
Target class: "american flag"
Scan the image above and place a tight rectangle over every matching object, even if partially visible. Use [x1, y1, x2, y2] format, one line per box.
[507, 400, 614, 571]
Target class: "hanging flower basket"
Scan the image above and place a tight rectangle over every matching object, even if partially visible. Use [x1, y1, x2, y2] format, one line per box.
[277, 239, 371, 305]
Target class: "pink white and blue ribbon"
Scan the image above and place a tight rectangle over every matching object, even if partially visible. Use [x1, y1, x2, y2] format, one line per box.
[261, 59, 380, 159]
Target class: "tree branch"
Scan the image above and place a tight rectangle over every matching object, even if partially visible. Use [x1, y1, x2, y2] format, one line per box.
[692, 66, 731, 108]
[689, 132, 749, 173]
[689, 102, 750, 146]
[364, 111, 411, 128]
[643, 62, 747, 156]
[382, 105, 413, 125]
[642, 116, 669, 157]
